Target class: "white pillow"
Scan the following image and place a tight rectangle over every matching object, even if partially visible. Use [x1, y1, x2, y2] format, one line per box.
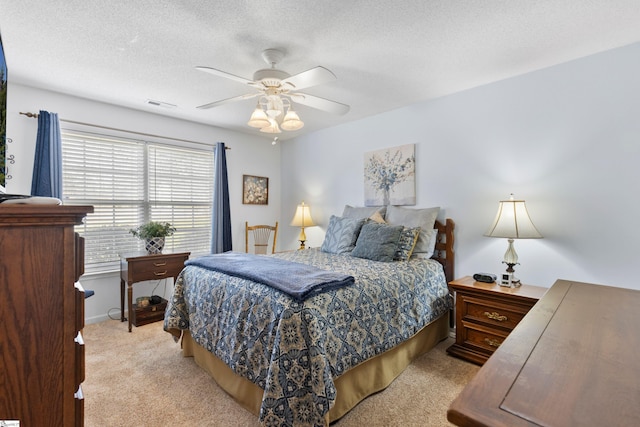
[385, 206, 440, 256]
[411, 229, 439, 259]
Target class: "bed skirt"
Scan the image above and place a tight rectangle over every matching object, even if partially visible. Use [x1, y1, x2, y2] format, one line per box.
[180, 312, 450, 423]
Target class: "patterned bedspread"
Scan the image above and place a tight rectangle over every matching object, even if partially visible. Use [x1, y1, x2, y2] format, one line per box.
[164, 248, 451, 427]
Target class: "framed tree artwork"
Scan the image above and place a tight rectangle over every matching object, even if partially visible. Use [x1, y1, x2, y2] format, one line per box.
[243, 175, 269, 205]
[364, 144, 416, 206]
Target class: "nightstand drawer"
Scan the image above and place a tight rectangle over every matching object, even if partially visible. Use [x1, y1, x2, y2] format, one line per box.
[462, 321, 509, 353]
[460, 295, 530, 331]
[128, 257, 185, 282]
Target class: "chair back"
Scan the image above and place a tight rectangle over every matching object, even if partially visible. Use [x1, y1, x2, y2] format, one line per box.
[245, 221, 278, 254]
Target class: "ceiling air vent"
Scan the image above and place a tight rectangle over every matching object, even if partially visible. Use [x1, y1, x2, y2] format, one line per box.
[145, 99, 176, 109]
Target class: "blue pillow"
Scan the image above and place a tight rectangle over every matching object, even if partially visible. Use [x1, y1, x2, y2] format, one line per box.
[321, 215, 365, 254]
[351, 223, 404, 262]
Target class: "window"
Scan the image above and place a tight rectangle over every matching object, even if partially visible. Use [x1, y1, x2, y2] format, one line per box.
[61, 129, 214, 274]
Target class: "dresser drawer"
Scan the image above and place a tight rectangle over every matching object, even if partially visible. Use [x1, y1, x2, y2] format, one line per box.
[75, 385, 85, 427]
[75, 282, 85, 331]
[128, 257, 185, 282]
[460, 294, 531, 331]
[75, 331, 85, 387]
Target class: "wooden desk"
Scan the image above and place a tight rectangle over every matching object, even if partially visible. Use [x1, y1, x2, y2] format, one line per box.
[119, 252, 190, 332]
[448, 279, 640, 426]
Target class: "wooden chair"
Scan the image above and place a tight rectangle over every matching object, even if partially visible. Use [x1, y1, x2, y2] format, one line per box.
[245, 221, 278, 254]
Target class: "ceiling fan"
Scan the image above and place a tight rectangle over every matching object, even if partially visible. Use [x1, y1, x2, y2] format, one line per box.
[196, 48, 350, 133]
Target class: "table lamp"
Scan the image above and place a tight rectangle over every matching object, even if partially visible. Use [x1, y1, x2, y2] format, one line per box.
[290, 201, 316, 250]
[484, 194, 542, 286]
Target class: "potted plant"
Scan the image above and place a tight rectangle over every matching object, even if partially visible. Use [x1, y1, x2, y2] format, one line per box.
[129, 221, 176, 254]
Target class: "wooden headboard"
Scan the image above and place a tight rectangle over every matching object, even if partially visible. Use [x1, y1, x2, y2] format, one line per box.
[433, 218, 455, 283]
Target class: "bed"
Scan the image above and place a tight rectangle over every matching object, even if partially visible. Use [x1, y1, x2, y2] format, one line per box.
[165, 209, 454, 427]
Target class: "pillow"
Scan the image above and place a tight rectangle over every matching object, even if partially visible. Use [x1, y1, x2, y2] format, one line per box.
[351, 223, 404, 262]
[368, 210, 386, 224]
[385, 205, 440, 256]
[394, 227, 421, 261]
[342, 205, 387, 221]
[321, 215, 365, 254]
[410, 229, 439, 259]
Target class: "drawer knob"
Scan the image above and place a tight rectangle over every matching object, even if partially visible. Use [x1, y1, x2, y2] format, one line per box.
[153, 261, 167, 266]
[154, 270, 168, 276]
[484, 337, 502, 348]
[484, 311, 508, 322]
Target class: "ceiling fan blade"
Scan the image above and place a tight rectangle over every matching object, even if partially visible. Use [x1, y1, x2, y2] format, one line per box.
[290, 93, 350, 115]
[197, 92, 259, 109]
[281, 66, 336, 90]
[195, 66, 256, 86]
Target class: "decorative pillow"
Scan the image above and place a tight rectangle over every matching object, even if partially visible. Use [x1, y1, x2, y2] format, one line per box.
[411, 229, 439, 259]
[368, 210, 386, 224]
[342, 205, 387, 221]
[385, 205, 440, 256]
[394, 226, 421, 261]
[321, 215, 365, 254]
[351, 223, 404, 262]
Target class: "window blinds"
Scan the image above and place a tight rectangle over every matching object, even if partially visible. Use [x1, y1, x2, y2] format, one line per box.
[61, 130, 213, 274]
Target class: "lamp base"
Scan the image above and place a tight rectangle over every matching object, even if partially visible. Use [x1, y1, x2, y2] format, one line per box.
[298, 240, 306, 250]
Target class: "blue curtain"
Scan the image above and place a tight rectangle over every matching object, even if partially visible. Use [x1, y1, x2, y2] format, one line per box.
[211, 142, 232, 253]
[31, 110, 62, 198]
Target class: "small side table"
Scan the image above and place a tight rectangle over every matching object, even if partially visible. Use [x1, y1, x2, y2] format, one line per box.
[119, 251, 190, 332]
[447, 275, 547, 365]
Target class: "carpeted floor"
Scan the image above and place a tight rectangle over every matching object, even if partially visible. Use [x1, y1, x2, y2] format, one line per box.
[83, 319, 479, 426]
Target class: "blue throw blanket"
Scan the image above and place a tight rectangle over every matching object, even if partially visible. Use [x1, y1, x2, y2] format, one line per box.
[186, 252, 355, 301]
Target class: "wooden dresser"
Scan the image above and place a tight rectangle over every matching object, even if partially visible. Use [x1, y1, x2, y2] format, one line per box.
[448, 279, 640, 426]
[0, 205, 93, 426]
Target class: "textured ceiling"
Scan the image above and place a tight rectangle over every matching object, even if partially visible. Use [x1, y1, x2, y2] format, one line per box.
[1, 1, 640, 141]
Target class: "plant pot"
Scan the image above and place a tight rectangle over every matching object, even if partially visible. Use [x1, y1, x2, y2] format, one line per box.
[145, 237, 165, 254]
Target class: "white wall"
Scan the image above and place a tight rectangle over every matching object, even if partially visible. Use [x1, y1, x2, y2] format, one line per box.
[5, 83, 282, 323]
[6, 41, 640, 325]
[281, 42, 640, 290]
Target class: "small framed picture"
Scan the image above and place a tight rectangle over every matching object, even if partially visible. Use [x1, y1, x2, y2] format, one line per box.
[243, 175, 269, 205]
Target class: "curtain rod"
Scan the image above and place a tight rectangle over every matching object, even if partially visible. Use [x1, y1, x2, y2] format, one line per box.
[19, 111, 230, 149]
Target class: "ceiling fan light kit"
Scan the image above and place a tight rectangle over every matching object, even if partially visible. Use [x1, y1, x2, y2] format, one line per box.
[197, 48, 349, 134]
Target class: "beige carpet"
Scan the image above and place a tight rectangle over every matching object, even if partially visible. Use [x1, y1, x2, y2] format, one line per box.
[83, 320, 479, 426]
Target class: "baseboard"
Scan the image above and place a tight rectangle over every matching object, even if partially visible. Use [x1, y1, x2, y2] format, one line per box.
[86, 313, 116, 325]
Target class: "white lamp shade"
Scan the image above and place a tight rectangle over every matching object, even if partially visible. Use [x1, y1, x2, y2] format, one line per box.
[484, 196, 542, 239]
[281, 110, 304, 131]
[247, 107, 270, 128]
[259, 120, 282, 133]
[290, 202, 316, 227]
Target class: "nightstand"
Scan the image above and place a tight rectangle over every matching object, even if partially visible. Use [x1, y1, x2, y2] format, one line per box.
[120, 251, 190, 332]
[446, 275, 547, 365]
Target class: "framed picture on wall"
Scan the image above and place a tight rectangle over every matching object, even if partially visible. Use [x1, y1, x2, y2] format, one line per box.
[243, 175, 269, 205]
[364, 143, 416, 206]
